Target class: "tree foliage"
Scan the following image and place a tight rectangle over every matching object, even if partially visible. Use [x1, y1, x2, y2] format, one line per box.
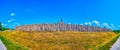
[0, 22, 2, 31]
[0, 22, 11, 31]
[113, 30, 120, 33]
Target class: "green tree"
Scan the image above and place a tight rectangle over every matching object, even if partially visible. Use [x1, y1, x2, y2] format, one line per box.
[113, 30, 120, 33]
[0, 22, 2, 31]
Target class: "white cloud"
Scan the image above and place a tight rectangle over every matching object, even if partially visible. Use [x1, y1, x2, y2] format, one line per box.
[110, 24, 114, 26]
[8, 22, 20, 28]
[10, 12, 15, 16]
[1, 23, 7, 26]
[84, 22, 92, 25]
[109, 24, 114, 29]
[8, 19, 14, 23]
[88, 22, 92, 25]
[14, 23, 20, 26]
[68, 23, 71, 24]
[85, 22, 88, 25]
[92, 20, 100, 25]
[103, 23, 109, 27]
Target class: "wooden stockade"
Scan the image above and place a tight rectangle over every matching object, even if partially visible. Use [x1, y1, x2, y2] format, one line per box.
[15, 21, 111, 32]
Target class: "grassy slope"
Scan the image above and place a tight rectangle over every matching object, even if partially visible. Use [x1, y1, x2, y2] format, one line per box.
[0, 32, 28, 50]
[0, 31, 117, 50]
[93, 33, 120, 50]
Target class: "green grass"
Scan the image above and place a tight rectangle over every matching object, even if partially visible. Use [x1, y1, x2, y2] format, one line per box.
[0, 35, 28, 50]
[93, 33, 120, 50]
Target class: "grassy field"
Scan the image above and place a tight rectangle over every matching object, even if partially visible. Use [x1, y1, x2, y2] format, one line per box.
[0, 31, 119, 50]
[0, 32, 28, 50]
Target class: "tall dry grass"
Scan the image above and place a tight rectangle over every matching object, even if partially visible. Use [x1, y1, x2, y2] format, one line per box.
[0, 31, 116, 50]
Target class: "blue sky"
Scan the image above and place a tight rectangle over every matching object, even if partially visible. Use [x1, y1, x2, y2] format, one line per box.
[0, 0, 120, 29]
